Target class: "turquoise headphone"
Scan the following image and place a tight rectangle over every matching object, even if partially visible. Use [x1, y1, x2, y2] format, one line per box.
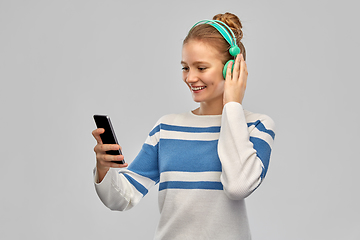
[191, 20, 241, 79]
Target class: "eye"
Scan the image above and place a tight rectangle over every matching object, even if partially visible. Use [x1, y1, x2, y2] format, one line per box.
[198, 67, 207, 71]
[182, 66, 189, 71]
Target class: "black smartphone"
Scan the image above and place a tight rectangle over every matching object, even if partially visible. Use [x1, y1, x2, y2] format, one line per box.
[93, 115, 125, 164]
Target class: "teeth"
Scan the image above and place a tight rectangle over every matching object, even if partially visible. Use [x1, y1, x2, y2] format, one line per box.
[191, 86, 206, 91]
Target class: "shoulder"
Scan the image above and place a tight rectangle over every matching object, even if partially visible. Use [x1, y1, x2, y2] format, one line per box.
[244, 109, 275, 126]
[155, 112, 189, 125]
[149, 112, 190, 132]
[224, 102, 275, 131]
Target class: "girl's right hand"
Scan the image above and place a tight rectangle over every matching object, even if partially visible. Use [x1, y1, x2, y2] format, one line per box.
[92, 128, 128, 181]
[223, 54, 248, 106]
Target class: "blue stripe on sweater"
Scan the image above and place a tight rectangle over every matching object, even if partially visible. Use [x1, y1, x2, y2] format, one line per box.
[249, 136, 272, 178]
[247, 120, 275, 139]
[128, 143, 160, 183]
[149, 125, 161, 137]
[160, 124, 221, 133]
[123, 173, 148, 196]
[159, 139, 222, 173]
[159, 181, 223, 191]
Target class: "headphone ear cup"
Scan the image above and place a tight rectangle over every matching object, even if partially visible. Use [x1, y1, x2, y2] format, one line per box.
[229, 46, 240, 56]
[223, 60, 235, 79]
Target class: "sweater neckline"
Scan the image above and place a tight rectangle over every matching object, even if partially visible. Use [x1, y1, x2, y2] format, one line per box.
[189, 110, 222, 118]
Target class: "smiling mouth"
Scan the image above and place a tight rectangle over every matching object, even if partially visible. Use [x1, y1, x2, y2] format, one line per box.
[191, 86, 206, 91]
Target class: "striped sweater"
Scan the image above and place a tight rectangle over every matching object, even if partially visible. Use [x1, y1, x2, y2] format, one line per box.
[94, 102, 275, 240]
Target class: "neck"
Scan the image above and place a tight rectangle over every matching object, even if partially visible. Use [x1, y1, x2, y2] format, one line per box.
[194, 99, 223, 115]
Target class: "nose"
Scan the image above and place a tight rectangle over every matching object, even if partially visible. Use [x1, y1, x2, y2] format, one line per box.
[185, 69, 199, 84]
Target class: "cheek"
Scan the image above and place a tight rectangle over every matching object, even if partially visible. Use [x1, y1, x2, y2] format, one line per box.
[209, 67, 224, 84]
[218, 81, 225, 89]
[213, 79, 225, 91]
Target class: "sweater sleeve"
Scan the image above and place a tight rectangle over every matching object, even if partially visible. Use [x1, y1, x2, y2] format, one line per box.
[94, 121, 161, 211]
[218, 102, 275, 200]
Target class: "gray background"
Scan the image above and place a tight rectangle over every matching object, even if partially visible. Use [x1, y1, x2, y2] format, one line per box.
[1, 0, 359, 239]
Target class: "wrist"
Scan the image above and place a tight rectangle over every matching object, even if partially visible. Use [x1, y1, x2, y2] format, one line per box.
[96, 164, 110, 183]
[224, 99, 241, 106]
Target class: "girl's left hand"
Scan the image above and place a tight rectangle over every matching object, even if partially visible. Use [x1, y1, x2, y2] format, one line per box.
[223, 54, 248, 105]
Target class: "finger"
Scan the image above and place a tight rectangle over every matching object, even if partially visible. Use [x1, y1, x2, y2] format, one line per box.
[97, 154, 128, 168]
[94, 143, 121, 153]
[106, 156, 128, 168]
[232, 54, 242, 80]
[240, 54, 247, 72]
[92, 128, 105, 144]
[108, 154, 125, 163]
[239, 54, 248, 82]
[97, 152, 124, 163]
[109, 162, 128, 168]
[225, 60, 234, 80]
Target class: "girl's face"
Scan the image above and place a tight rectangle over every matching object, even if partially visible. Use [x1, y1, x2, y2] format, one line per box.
[181, 40, 225, 105]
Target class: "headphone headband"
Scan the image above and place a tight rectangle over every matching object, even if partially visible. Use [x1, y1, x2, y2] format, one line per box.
[190, 19, 240, 56]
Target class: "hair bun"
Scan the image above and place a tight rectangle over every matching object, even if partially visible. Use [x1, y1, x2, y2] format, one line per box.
[213, 12, 243, 40]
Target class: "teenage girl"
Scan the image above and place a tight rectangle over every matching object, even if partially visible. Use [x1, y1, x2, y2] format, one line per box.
[92, 12, 275, 240]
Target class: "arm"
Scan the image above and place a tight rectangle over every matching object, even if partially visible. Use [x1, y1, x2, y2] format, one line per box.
[92, 123, 161, 211]
[218, 102, 275, 200]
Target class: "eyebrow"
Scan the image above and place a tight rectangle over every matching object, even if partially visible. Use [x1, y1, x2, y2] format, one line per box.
[180, 61, 209, 65]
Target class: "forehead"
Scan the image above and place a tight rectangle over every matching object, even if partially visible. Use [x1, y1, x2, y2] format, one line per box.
[182, 40, 222, 63]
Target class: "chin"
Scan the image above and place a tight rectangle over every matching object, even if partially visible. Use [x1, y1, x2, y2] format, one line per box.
[191, 97, 203, 103]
